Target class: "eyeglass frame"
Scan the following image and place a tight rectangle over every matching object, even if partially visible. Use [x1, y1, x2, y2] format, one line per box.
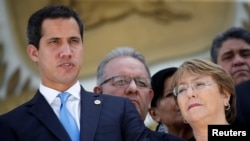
[99, 75, 151, 89]
[173, 81, 217, 97]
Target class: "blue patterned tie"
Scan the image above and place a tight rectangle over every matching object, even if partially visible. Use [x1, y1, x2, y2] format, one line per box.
[59, 92, 80, 141]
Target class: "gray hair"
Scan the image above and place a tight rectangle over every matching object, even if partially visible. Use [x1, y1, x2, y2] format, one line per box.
[96, 46, 151, 85]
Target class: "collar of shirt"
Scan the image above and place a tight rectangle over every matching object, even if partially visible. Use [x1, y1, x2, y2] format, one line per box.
[39, 81, 81, 104]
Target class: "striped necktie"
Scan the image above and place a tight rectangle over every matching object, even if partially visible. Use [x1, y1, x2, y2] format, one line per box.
[58, 92, 80, 141]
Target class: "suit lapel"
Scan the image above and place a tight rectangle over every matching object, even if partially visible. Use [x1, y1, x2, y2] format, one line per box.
[80, 87, 103, 141]
[28, 91, 71, 141]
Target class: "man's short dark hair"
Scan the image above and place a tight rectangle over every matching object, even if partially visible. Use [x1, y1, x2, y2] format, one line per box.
[27, 5, 84, 49]
[210, 27, 250, 63]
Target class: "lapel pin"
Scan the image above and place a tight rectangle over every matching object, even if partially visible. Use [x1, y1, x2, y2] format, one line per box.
[94, 99, 101, 105]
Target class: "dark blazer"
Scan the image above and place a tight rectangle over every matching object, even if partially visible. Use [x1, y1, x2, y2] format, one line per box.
[0, 86, 149, 141]
[147, 129, 185, 141]
[234, 80, 250, 125]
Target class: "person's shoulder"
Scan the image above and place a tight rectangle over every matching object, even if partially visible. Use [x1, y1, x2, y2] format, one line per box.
[99, 93, 133, 106]
[236, 79, 250, 91]
[85, 89, 130, 101]
[187, 136, 196, 141]
[0, 92, 38, 119]
[85, 90, 132, 104]
[0, 101, 28, 119]
[235, 79, 250, 99]
[147, 128, 185, 141]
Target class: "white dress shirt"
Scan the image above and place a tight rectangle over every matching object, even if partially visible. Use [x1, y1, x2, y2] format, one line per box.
[39, 81, 81, 130]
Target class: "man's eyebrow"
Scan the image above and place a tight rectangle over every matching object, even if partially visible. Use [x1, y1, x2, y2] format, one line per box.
[48, 37, 60, 40]
[221, 50, 233, 56]
[70, 36, 81, 40]
[239, 48, 250, 51]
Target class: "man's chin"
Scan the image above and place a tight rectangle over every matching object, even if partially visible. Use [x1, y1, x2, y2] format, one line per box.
[235, 77, 250, 85]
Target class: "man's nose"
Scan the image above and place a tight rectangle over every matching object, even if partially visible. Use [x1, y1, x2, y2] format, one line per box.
[233, 55, 245, 66]
[60, 43, 72, 57]
[125, 79, 138, 94]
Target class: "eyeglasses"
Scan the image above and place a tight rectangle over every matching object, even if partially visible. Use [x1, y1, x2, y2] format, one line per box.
[100, 76, 151, 89]
[173, 81, 216, 96]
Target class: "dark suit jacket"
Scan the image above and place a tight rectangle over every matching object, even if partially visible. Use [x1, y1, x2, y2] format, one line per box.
[0, 87, 149, 141]
[234, 80, 250, 125]
[147, 129, 185, 141]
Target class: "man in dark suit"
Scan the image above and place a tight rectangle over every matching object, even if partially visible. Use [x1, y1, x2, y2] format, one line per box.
[0, 5, 149, 141]
[234, 79, 250, 125]
[210, 27, 250, 128]
[94, 47, 185, 141]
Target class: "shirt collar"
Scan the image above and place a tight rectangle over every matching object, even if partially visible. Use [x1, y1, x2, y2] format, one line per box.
[39, 81, 81, 104]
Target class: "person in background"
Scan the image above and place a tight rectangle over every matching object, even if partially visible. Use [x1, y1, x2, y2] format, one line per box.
[210, 26, 250, 86]
[171, 58, 236, 141]
[0, 5, 150, 141]
[94, 46, 185, 141]
[149, 67, 194, 141]
[234, 79, 250, 125]
[210, 26, 250, 128]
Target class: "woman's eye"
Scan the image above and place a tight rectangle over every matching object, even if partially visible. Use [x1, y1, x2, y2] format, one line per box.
[178, 88, 187, 94]
[166, 93, 174, 97]
[195, 82, 206, 88]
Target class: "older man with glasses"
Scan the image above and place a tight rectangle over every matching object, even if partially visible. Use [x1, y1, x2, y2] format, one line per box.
[93, 47, 185, 141]
[94, 47, 153, 120]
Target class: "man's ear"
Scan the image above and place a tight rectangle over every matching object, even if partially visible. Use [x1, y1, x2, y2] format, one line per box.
[27, 44, 38, 62]
[93, 86, 102, 94]
[149, 89, 154, 103]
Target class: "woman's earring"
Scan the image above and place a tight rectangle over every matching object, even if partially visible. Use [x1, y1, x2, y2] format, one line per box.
[225, 103, 230, 111]
[183, 119, 188, 124]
